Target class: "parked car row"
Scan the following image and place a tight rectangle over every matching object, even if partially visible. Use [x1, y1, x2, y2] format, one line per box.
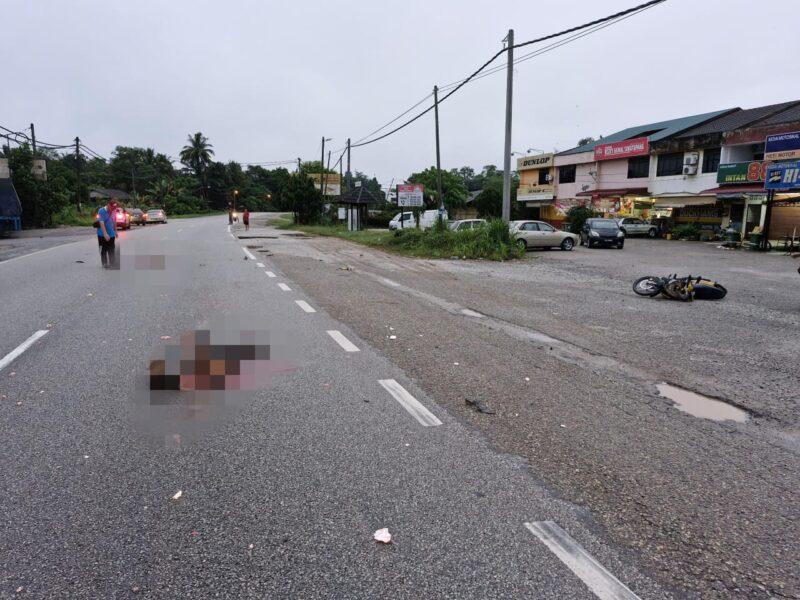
[387, 212, 663, 252]
[94, 207, 168, 230]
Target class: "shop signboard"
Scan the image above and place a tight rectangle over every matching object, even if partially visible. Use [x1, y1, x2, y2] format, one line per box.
[309, 173, 341, 196]
[717, 161, 769, 184]
[397, 184, 424, 207]
[516, 153, 554, 171]
[764, 161, 800, 190]
[764, 131, 800, 161]
[517, 183, 554, 202]
[593, 137, 648, 161]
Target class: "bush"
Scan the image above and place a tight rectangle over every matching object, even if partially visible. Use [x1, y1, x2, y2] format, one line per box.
[366, 207, 397, 228]
[383, 218, 521, 260]
[673, 223, 700, 239]
[565, 205, 599, 234]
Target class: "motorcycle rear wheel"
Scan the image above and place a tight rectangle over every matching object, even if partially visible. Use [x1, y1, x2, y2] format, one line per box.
[633, 276, 663, 297]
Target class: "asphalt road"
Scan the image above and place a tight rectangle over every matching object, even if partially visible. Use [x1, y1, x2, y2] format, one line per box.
[0, 215, 670, 598]
[257, 215, 800, 600]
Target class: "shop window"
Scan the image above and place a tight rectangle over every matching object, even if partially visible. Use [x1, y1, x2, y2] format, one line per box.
[559, 164, 576, 184]
[656, 152, 684, 176]
[627, 156, 650, 179]
[702, 147, 721, 173]
[538, 169, 550, 185]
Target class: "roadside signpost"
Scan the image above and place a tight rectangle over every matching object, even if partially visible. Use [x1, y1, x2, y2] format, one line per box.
[397, 184, 424, 207]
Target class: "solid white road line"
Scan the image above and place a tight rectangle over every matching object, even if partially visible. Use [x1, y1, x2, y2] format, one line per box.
[461, 308, 484, 318]
[277, 283, 291, 291]
[378, 379, 442, 427]
[0, 330, 49, 372]
[295, 300, 316, 313]
[177, 228, 183, 233]
[381, 277, 401, 287]
[326, 330, 360, 352]
[524, 521, 640, 600]
[256, 262, 265, 268]
[265, 271, 276, 278]
[242, 247, 257, 260]
[0, 240, 86, 266]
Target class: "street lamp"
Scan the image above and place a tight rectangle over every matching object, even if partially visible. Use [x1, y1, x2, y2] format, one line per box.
[233, 189, 239, 212]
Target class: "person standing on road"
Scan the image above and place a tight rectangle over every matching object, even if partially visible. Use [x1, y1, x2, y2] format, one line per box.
[96, 200, 118, 269]
[243, 208, 250, 231]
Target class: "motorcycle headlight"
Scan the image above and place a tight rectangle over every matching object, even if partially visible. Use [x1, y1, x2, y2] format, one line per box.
[589, 230, 599, 237]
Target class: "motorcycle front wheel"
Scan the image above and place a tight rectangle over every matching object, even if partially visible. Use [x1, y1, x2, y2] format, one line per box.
[633, 276, 663, 297]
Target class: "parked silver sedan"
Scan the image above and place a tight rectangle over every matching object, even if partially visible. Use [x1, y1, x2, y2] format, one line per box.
[511, 220, 579, 251]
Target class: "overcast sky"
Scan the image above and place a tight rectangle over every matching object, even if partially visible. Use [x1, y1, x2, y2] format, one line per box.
[5, 0, 799, 187]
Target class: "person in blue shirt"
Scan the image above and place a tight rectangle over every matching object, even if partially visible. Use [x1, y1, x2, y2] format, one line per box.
[96, 200, 118, 268]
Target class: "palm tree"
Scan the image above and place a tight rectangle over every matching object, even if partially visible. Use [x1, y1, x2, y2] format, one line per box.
[180, 132, 214, 204]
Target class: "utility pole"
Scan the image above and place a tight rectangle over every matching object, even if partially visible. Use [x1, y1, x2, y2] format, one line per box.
[501, 29, 514, 223]
[346, 138, 351, 186]
[30, 123, 37, 157]
[320, 136, 326, 197]
[323, 150, 331, 197]
[297, 157, 302, 173]
[74, 137, 82, 211]
[433, 85, 444, 212]
[131, 167, 136, 197]
[339, 158, 343, 203]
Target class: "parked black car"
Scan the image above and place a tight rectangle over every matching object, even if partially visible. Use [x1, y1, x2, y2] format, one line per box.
[580, 218, 625, 249]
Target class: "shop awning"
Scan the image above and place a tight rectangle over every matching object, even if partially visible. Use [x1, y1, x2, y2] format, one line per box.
[700, 185, 766, 197]
[576, 187, 648, 198]
[653, 196, 718, 209]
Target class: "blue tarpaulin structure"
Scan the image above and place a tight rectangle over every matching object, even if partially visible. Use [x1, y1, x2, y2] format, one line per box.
[0, 178, 22, 231]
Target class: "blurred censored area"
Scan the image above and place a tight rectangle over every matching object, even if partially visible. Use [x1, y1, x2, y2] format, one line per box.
[134, 320, 297, 445]
[108, 240, 192, 290]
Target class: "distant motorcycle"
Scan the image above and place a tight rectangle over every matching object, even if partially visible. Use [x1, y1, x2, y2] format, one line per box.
[633, 274, 727, 301]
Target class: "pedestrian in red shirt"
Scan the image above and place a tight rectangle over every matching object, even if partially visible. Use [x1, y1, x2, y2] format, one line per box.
[243, 209, 250, 231]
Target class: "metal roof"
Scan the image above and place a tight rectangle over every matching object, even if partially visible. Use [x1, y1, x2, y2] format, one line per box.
[677, 100, 800, 137]
[557, 108, 734, 156]
[0, 178, 22, 217]
[758, 103, 800, 126]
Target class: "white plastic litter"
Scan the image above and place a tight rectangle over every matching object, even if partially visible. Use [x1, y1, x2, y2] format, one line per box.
[389, 335, 397, 340]
[373, 528, 392, 543]
[171, 490, 183, 501]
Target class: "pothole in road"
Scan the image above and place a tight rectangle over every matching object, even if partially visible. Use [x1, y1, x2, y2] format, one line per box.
[656, 383, 749, 423]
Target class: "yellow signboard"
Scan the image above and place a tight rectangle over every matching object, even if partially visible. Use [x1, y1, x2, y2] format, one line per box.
[309, 173, 341, 196]
[516, 153, 554, 171]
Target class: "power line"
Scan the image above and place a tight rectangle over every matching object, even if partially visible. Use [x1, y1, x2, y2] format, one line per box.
[350, 0, 665, 149]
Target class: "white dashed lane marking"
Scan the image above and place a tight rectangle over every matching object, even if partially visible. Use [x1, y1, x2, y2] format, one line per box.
[256, 262, 265, 268]
[378, 379, 442, 427]
[326, 330, 360, 352]
[524, 521, 641, 600]
[265, 271, 276, 278]
[277, 283, 291, 291]
[242, 248, 257, 260]
[0, 330, 49, 372]
[295, 300, 316, 313]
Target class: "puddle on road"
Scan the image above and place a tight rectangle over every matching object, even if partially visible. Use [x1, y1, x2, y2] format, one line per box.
[656, 383, 749, 423]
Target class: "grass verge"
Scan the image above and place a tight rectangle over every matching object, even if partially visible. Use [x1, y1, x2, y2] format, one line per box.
[171, 211, 227, 219]
[273, 216, 523, 261]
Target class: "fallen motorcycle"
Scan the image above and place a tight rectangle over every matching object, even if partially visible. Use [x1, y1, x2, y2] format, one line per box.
[633, 274, 727, 301]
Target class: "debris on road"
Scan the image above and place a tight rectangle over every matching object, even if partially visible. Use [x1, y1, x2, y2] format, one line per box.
[389, 335, 397, 340]
[131, 586, 140, 594]
[465, 398, 495, 414]
[338, 265, 353, 271]
[171, 490, 183, 501]
[373, 528, 392, 543]
[75, 260, 84, 263]
[160, 335, 171, 340]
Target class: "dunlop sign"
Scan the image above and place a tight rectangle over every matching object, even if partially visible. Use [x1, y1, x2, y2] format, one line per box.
[516, 153, 554, 171]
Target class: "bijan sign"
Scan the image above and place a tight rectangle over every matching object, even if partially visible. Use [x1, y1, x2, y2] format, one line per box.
[594, 137, 649, 161]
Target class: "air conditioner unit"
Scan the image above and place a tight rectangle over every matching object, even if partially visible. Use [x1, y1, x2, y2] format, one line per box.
[683, 152, 699, 166]
[544, 173, 552, 182]
[683, 164, 698, 176]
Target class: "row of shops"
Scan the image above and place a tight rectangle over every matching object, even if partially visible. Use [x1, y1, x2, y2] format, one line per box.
[515, 100, 800, 242]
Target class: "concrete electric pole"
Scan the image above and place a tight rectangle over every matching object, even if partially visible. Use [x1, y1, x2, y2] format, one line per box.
[501, 29, 514, 223]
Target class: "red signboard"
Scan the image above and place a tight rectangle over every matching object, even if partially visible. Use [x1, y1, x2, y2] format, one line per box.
[594, 137, 649, 161]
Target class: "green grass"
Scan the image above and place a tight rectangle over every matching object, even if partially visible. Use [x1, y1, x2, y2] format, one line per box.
[276, 217, 523, 261]
[51, 207, 95, 227]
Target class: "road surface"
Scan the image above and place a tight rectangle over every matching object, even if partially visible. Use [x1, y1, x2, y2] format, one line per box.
[0, 215, 669, 598]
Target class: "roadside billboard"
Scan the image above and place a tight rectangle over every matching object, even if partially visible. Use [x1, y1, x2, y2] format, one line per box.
[516, 153, 554, 171]
[717, 161, 769, 184]
[309, 173, 341, 196]
[517, 183, 554, 202]
[764, 131, 800, 161]
[764, 161, 800, 190]
[397, 184, 424, 207]
[594, 137, 649, 161]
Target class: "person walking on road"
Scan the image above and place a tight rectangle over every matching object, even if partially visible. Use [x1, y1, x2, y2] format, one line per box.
[96, 200, 118, 269]
[243, 208, 250, 231]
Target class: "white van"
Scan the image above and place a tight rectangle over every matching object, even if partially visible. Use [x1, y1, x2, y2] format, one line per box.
[419, 209, 448, 230]
[388, 212, 415, 230]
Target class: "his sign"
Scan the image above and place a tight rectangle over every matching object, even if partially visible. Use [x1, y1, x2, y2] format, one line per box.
[594, 137, 649, 161]
[764, 161, 800, 190]
[397, 184, 424, 207]
[765, 131, 800, 161]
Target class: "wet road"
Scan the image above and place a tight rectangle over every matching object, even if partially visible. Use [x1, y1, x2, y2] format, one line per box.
[259, 215, 800, 599]
[0, 215, 669, 598]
